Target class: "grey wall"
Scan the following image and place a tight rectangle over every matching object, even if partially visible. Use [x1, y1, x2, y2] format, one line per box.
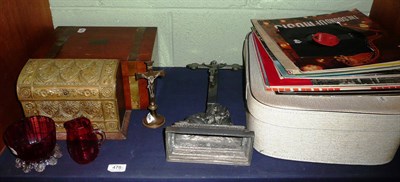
[49, 0, 373, 67]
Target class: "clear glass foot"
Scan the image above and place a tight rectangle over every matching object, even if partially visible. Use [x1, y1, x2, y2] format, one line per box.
[15, 144, 63, 173]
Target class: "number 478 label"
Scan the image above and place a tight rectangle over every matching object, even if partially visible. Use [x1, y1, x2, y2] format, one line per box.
[107, 164, 127, 172]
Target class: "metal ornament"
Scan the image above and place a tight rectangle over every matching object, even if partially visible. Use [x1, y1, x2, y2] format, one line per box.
[182, 61, 242, 125]
[165, 61, 254, 166]
[187, 60, 242, 109]
[135, 61, 165, 129]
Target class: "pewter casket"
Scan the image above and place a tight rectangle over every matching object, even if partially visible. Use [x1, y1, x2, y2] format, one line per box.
[165, 123, 254, 166]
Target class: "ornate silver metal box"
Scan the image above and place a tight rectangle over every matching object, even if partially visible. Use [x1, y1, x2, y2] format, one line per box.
[165, 123, 254, 166]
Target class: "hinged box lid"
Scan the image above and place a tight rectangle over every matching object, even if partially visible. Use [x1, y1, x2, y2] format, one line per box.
[17, 59, 119, 101]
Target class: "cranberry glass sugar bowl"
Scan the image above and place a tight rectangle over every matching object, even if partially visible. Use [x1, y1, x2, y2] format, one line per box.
[3, 115, 62, 173]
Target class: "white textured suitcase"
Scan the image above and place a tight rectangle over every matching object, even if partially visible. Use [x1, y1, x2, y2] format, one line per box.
[245, 33, 400, 165]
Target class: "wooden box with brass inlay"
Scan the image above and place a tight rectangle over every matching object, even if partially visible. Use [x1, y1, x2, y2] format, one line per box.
[16, 58, 129, 140]
[34, 26, 158, 110]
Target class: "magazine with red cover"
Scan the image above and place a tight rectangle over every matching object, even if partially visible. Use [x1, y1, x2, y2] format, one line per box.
[252, 28, 400, 79]
[249, 31, 400, 93]
[251, 9, 400, 75]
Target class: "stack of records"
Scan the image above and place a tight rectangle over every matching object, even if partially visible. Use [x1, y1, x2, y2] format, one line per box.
[245, 9, 400, 165]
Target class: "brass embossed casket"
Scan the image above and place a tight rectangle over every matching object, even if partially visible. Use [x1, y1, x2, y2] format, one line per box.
[17, 59, 128, 140]
[33, 26, 158, 110]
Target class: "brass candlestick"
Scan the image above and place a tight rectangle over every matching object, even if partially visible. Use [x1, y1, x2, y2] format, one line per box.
[135, 61, 165, 129]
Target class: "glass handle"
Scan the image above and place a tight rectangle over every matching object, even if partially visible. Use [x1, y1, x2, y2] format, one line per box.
[93, 129, 106, 146]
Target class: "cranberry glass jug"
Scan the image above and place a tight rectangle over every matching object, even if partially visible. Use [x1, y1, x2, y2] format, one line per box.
[64, 117, 105, 164]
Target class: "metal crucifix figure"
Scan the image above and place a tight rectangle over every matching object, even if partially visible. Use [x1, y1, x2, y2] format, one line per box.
[135, 61, 165, 129]
[184, 60, 242, 125]
[165, 60, 254, 166]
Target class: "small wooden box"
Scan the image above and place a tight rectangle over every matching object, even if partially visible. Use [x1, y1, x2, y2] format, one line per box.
[17, 59, 128, 140]
[38, 26, 158, 110]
